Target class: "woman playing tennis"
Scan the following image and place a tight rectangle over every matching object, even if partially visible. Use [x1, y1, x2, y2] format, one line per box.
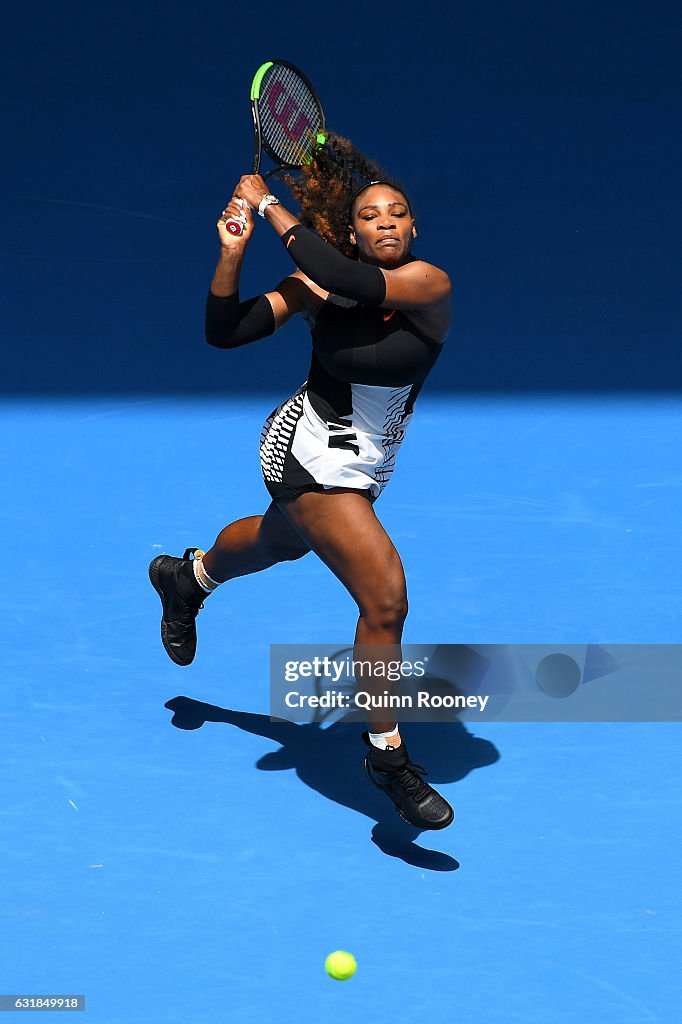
[149, 135, 453, 830]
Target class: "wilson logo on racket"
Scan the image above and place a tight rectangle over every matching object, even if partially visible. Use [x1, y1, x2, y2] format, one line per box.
[267, 81, 314, 144]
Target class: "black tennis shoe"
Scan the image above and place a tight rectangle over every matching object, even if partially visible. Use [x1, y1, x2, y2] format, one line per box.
[149, 548, 207, 666]
[363, 732, 454, 830]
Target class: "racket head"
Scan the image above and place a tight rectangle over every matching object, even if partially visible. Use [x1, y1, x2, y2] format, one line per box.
[249, 59, 326, 174]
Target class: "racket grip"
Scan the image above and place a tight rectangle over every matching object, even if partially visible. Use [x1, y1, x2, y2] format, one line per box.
[223, 197, 248, 237]
[224, 217, 245, 236]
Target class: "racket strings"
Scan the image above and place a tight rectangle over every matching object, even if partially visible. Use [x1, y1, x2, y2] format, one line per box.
[258, 65, 324, 167]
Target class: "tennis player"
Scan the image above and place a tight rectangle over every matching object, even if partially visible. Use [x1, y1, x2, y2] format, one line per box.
[149, 135, 453, 830]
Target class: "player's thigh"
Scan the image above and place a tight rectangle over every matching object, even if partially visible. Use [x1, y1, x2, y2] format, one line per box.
[278, 489, 407, 611]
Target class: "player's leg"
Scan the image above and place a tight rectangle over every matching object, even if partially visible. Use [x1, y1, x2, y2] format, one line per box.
[202, 502, 311, 582]
[279, 489, 406, 726]
[278, 489, 453, 829]
[149, 503, 310, 667]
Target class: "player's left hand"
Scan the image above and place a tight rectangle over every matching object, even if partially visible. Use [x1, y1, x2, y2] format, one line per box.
[217, 196, 254, 248]
[235, 174, 271, 211]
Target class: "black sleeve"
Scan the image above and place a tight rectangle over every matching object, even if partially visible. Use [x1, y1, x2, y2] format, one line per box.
[280, 225, 386, 306]
[205, 291, 276, 349]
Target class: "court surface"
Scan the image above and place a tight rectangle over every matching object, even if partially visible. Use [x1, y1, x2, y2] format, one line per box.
[2, 394, 680, 1023]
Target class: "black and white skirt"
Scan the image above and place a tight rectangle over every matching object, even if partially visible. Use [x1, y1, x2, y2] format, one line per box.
[259, 381, 417, 502]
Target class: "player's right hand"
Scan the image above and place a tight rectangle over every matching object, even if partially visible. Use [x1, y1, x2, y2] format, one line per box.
[217, 196, 255, 249]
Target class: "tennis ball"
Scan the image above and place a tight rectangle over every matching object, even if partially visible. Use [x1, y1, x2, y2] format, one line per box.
[325, 950, 357, 980]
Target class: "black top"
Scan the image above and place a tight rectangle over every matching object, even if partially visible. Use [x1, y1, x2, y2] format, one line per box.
[307, 293, 443, 389]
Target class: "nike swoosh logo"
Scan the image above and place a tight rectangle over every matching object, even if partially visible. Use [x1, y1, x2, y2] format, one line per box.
[383, 310, 396, 321]
[286, 236, 295, 249]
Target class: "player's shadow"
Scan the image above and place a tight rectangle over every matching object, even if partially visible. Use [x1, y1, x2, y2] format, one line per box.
[163, 691, 499, 872]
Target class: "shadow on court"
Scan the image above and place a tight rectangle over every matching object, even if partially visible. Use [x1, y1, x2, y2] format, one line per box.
[164, 695, 499, 872]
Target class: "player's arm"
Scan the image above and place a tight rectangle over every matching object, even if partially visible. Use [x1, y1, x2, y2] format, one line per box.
[376, 259, 451, 311]
[206, 273, 309, 349]
[206, 195, 308, 349]
[275, 221, 451, 310]
[276, 220, 451, 311]
[233, 175, 451, 312]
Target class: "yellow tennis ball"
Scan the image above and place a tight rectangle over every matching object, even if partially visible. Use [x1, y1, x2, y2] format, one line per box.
[325, 950, 357, 980]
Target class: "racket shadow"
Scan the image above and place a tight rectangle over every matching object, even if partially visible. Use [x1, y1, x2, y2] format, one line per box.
[164, 694, 499, 872]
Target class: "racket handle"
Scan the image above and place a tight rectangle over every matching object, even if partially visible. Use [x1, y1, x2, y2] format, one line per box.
[223, 197, 248, 237]
[224, 217, 245, 236]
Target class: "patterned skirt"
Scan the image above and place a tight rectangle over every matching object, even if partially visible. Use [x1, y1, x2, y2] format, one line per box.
[259, 381, 415, 502]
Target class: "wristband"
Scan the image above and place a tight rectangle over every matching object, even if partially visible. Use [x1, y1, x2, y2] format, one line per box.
[258, 194, 281, 217]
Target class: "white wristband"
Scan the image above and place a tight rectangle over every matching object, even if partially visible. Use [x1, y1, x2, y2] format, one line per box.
[258, 194, 280, 217]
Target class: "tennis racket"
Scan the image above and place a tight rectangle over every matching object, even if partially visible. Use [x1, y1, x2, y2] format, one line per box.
[225, 59, 326, 236]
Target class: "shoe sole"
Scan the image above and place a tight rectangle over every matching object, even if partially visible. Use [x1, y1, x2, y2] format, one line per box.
[364, 757, 454, 831]
[149, 556, 194, 667]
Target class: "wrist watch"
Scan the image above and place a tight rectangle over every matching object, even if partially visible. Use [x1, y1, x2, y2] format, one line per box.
[258, 194, 281, 217]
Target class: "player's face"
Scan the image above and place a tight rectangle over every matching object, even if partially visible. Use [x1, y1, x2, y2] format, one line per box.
[349, 186, 416, 267]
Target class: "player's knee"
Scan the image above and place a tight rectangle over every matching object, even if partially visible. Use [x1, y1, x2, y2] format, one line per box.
[261, 536, 310, 564]
[361, 587, 408, 631]
[259, 507, 310, 564]
[277, 544, 310, 563]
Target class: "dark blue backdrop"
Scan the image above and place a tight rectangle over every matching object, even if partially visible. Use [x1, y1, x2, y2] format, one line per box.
[3, 0, 680, 394]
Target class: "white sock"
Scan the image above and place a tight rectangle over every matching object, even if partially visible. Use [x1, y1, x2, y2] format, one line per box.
[368, 726, 401, 751]
[192, 551, 220, 594]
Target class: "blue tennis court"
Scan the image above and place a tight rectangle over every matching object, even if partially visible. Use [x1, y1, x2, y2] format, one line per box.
[2, 395, 680, 1021]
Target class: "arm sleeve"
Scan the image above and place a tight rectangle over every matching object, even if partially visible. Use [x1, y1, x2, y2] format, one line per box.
[280, 225, 386, 306]
[205, 291, 276, 349]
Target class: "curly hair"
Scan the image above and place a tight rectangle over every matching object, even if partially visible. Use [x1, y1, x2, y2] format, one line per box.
[284, 133, 413, 259]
